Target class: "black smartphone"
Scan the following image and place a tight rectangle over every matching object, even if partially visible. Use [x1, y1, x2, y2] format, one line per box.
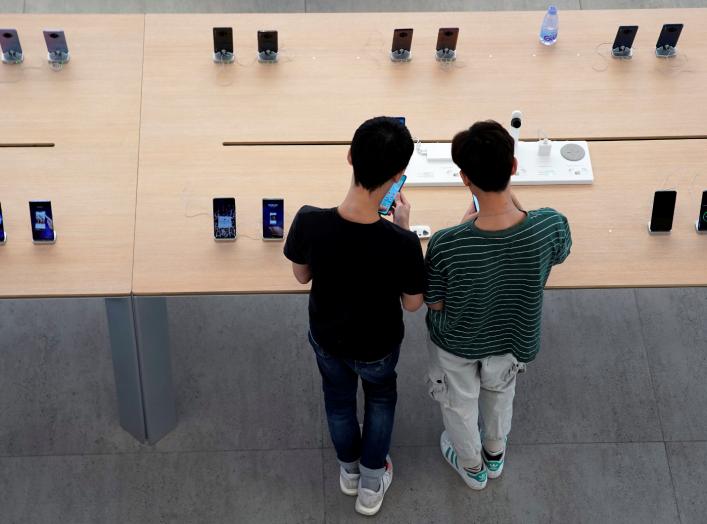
[213, 27, 234, 54]
[213, 197, 236, 241]
[0, 202, 6, 244]
[257, 30, 278, 54]
[649, 190, 677, 233]
[43, 29, 69, 55]
[0, 29, 22, 60]
[391, 28, 413, 53]
[29, 200, 56, 243]
[656, 24, 683, 50]
[697, 190, 707, 232]
[262, 198, 284, 241]
[613, 25, 638, 50]
[436, 27, 459, 52]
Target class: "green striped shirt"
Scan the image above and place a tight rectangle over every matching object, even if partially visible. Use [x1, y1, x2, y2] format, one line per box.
[424, 208, 571, 363]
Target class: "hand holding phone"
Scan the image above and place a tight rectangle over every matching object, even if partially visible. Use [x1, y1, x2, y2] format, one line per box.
[379, 175, 407, 216]
[391, 191, 411, 230]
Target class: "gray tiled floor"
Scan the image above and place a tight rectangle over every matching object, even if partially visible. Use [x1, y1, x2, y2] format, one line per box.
[1, 288, 705, 521]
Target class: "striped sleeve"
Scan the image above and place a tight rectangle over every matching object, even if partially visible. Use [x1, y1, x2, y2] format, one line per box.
[424, 233, 447, 304]
[552, 214, 572, 265]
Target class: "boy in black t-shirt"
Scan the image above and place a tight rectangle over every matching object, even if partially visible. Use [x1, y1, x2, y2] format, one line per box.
[284, 117, 425, 516]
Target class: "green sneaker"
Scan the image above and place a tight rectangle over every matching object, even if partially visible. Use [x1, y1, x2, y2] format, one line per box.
[440, 431, 487, 490]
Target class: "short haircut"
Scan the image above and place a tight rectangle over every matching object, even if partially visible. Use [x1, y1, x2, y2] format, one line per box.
[451, 120, 515, 192]
[350, 117, 414, 191]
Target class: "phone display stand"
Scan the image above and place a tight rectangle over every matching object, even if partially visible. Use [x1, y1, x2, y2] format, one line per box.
[47, 49, 69, 68]
[1, 49, 23, 64]
[647, 223, 671, 235]
[435, 48, 456, 62]
[213, 50, 235, 64]
[656, 45, 677, 58]
[611, 46, 633, 59]
[33, 231, 57, 244]
[390, 49, 411, 62]
[258, 50, 278, 63]
[0, 234, 6, 244]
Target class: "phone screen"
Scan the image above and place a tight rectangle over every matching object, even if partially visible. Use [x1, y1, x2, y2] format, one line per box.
[258, 31, 278, 53]
[436, 28, 459, 51]
[213, 197, 236, 240]
[262, 198, 284, 240]
[392, 29, 413, 52]
[650, 190, 677, 232]
[43, 30, 68, 54]
[0, 202, 5, 243]
[698, 190, 707, 232]
[657, 24, 683, 49]
[613, 26, 638, 50]
[213, 27, 233, 54]
[378, 175, 407, 216]
[29, 201, 56, 241]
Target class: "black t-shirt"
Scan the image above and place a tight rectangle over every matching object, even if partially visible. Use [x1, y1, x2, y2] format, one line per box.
[284, 206, 425, 362]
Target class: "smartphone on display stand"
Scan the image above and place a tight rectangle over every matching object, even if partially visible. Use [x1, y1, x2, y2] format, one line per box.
[612, 25, 638, 56]
[213, 27, 234, 54]
[43, 30, 69, 62]
[0, 29, 23, 63]
[436, 27, 459, 52]
[29, 200, 57, 243]
[262, 198, 285, 241]
[656, 23, 683, 55]
[257, 30, 278, 53]
[213, 197, 236, 241]
[648, 190, 677, 234]
[697, 190, 707, 233]
[0, 202, 6, 244]
[379, 175, 407, 216]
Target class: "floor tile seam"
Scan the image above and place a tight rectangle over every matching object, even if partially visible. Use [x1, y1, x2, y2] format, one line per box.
[5, 438, 707, 460]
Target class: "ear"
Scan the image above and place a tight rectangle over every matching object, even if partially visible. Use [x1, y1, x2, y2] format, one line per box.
[511, 157, 518, 176]
[459, 171, 472, 188]
[347, 148, 353, 166]
[392, 170, 404, 183]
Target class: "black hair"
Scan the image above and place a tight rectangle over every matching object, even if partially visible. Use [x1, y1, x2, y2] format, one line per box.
[350, 116, 414, 191]
[451, 120, 515, 192]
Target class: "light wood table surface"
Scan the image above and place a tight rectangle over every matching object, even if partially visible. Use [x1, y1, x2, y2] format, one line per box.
[141, 9, 707, 146]
[132, 139, 707, 295]
[0, 16, 144, 297]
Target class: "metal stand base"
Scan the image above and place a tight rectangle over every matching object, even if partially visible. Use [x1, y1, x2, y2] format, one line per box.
[258, 50, 278, 63]
[105, 296, 176, 444]
[611, 46, 633, 59]
[2, 50, 23, 64]
[391, 49, 412, 62]
[47, 50, 70, 65]
[435, 48, 456, 62]
[656, 45, 677, 58]
[213, 50, 235, 64]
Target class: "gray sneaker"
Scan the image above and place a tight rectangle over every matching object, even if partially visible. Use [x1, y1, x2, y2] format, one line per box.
[354, 457, 393, 516]
[339, 467, 360, 496]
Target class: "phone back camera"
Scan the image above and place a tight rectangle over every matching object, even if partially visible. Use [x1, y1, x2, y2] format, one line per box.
[3, 32, 12, 39]
[50, 33, 59, 39]
[399, 32, 408, 38]
[444, 31, 454, 37]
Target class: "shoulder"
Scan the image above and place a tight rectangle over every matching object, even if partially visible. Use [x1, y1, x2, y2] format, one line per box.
[528, 208, 569, 228]
[294, 205, 334, 225]
[428, 222, 472, 252]
[380, 220, 421, 246]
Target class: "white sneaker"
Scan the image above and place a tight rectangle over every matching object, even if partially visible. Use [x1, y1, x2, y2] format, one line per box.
[354, 457, 393, 516]
[440, 431, 487, 490]
[339, 466, 360, 496]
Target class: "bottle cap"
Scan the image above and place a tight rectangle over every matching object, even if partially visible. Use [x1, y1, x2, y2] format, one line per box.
[548, 5, 557, 14]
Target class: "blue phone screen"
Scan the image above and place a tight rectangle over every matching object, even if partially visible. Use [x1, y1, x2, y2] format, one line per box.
[213, 198, 236, 239]
[29, 201, 55, 241]
[262, 199, 284, 239]
[378, 176, 406, 216]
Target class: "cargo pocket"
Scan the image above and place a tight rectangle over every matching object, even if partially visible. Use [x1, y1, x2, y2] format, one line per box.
[426, 369, 450, 406]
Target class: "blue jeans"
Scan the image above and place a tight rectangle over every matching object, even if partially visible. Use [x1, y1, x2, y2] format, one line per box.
[309, 331, 399, 471]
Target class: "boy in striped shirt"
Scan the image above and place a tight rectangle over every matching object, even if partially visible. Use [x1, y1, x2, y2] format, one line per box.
[424, 120, 571, 490]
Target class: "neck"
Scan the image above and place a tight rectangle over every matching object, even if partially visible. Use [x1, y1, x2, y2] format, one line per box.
[473, 188, 526, 230]
[338, 182, 385, 224]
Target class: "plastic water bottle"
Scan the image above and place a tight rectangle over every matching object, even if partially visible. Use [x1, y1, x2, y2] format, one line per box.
[539, 5, 559, 46]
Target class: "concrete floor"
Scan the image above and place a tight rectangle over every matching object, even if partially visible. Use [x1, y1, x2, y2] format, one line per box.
[2, 0, 707, 523]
